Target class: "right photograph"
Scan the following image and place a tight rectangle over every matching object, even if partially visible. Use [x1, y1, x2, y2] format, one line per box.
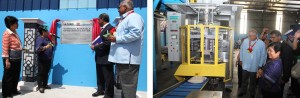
[153, 0, 300, 98]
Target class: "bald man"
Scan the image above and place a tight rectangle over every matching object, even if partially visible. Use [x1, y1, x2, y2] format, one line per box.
[108, 0, 144, 98]
[238, 29, 267, 98]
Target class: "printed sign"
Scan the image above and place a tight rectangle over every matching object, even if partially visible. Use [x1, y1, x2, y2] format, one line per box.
[61, 20, 93, 44]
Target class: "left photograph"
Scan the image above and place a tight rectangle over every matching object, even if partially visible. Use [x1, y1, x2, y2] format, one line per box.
[0, 0, 147, 98]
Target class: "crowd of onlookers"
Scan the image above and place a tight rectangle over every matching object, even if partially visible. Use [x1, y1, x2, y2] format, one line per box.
[237, 26, 300, 98]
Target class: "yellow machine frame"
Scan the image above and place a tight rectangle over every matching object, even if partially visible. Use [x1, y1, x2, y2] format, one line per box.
[174, 24, 233, 82]
[189, 0, 196, 3]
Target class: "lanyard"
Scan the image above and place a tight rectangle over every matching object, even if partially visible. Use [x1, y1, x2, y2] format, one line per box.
[119, 10, 134, 24]
[248, 39, 257, 53]
[249, 39, 257, 49]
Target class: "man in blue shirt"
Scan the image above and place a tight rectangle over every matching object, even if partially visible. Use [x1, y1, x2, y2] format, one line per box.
[108, 0, 144, 98]
[238, 29, 267, 98]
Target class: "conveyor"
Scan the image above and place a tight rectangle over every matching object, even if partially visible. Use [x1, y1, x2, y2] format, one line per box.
[154, 78, 209, 98]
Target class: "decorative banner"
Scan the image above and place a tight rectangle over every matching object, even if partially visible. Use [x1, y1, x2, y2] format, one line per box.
[61, 20, 93, 44]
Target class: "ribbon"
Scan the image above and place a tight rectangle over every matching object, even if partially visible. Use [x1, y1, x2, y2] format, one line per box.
[92, 18, 102, 41]
[48, 19, 60, 44]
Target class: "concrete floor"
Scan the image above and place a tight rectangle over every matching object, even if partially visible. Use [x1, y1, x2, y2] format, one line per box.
[155, 49, 297, 98]
[155, 61, 180, 92]
[0, 82, 147, 98]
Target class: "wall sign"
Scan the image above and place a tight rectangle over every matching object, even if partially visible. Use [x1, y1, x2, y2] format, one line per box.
[61, 20, 93, 44]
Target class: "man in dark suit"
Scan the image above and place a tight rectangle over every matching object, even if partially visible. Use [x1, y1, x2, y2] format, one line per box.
[90, 13, 114, 98]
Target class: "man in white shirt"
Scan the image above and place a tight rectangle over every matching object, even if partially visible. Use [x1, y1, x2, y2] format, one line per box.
[108, 0, 144, 98]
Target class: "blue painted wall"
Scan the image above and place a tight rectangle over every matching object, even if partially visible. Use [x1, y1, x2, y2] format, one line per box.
[0, 8, 147, 91]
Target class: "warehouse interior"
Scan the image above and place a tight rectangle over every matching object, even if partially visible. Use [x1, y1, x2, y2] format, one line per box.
[153, 0, 300, 98]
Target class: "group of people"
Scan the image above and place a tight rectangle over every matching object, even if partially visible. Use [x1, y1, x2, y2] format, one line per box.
[1, 16, 54, 98]
[90, 0, 144, 98]
[1, 0, 144, 98]
[237, 26, 300, 98]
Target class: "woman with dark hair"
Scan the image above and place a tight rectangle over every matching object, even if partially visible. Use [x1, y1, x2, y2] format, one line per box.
[1, 16, 22, 98]
[257, 42, 283, 98]
[35, 26, 54, 93]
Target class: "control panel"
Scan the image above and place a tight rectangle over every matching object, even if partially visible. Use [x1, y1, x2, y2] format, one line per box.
[167, 12, 184, 61]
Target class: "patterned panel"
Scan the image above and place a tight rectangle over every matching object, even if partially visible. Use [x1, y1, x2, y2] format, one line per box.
[22, 25, 39, 82]
[24, 29, 35, 51]
[23, 54, 34, 76]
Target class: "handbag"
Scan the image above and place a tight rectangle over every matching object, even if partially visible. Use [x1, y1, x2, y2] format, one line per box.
[7, 33, 22, 60]
[9, 50, 22, 59]
[292, 62, 300, 79]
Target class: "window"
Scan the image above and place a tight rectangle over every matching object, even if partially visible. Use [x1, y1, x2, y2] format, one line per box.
[60, 0, 96, 9]
[275, 11, 283, 33]
[240, 9, 248, 34]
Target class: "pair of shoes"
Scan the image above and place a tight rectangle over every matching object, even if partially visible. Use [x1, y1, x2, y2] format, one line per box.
[3, 97, 13, 98]
[238, 92, 245, 97]
[44, 85, 51, 89]
[39, 88, 45, 93]
[3, 95, 13, 98]
[115, 83, 122, 89]
[103, 95, 113, 98]
[287, 90, 295, 96]
[92, 91, 104, 97]
[12, 91, 21, 96]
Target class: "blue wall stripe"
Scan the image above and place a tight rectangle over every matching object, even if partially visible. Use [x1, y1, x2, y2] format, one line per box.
[142, 0, 147, 7]
[50, 0, 59, 9]
[96, 0, 146, 9]
[0, 0, 58, 11]
[108, 0, 120, 8]
[8, 0, 16, 11]
[0, 0, 8, 11]
[41, 0, 50, 10]
[133, 0, 141, 8]
[32, 0, 41, 10]
[23, 0, 33, 10]
[15, 0, 24, 11]
[0, 0, 146, 11]
[97, 0, 109, 9]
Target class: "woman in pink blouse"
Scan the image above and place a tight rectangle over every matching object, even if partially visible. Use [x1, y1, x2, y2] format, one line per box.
[1, 16, 22, 98]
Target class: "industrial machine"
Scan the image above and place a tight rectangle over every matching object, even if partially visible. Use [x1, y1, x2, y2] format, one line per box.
[175, 24, 233, 82]
[158, 25, 233, 98]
